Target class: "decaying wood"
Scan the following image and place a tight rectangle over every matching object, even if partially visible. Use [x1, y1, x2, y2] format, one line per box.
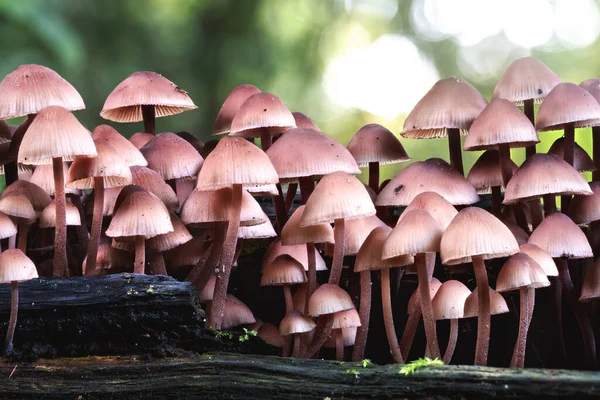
[0, 352, 598, 399]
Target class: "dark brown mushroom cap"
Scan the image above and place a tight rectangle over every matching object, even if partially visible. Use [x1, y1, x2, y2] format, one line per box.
[464, 98, 539, 150]
[402, 77, 487, 139]
[377, 158, 479, 206]
[213, 84, 261, 136]
[548, 137, 596, 173]
[347, 123, 411, 166]
[492, 57, 561, 105]
[467, 150, 517, 193]
[100, 71, 197, 122]
[0, 64, 85, 120]
[503, 153, 592, 204]
[536, 82, 600, 132]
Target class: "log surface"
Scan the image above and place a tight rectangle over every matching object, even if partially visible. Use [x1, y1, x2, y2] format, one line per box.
[1, 352, 598, 399]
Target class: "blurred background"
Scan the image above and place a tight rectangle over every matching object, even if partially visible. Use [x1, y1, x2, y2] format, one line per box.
[1, 0, 600, 182]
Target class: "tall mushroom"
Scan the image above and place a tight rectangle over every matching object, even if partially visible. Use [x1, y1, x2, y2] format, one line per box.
[18, 106, 97, 276]
[440, 207, 519, 365]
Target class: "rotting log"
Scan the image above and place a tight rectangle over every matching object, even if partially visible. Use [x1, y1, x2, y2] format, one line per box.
[0, 352, 599, 399]
[0, 274, 276, 359]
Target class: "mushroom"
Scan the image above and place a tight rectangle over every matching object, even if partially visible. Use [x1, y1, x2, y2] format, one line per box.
[213, 84, 261, 136]
[467, 150, 517, 216]
[579, 78, 600, 178]
[432, 280, 471, 364]
[280, 310, 316, 358]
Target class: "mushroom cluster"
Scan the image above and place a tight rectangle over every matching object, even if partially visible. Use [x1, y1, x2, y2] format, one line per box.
[0, 59, 598, 369]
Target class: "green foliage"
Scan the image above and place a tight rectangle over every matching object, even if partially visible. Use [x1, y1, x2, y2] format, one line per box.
[345, 368, 360, 378]
[361, 359, 372, 368]
[399, 357, 444, 375]
[238, 328, 257, 343]
[209, 327, 257, 342]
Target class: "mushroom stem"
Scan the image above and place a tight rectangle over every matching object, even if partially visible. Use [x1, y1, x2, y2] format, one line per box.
[593, 126, 600, 181]
[303, 313, 334, 358]
[381, 267, 404, 363]
[352, 270, 371, 361]
[149, 251, 167, 275]
[292, 334, 301, 358]
[133, 235, 145, 274]
[305, 242, 317, 313]
[86, 177, 104, 274]
[260, 129, 273, 151]
[335, 329, 344, 361]
[530, 200, 544, 230]
[285, 183, 298, 211]
[186, 222, 226, 290]
[447, 128, 464, 175]
[491, 187, 502, 216]
[511, 286, 534, 368]
[443, 319, 459, 364]
[4, 281, 18, 355]
[208, 183, 243, 329]
[298, 177, 314, 204]
[283, 285, 293, 313]
[561, 123, 575, 213]
[523, 99, 536, 159]
[416, 253, 440, 359]
[498, 143, 513, 187]
[472, 255, 491, 366]
[141, 105, 156, 135]
[8, 234, 16, 250]
[549, 278, 568, 366]
[329, 218, 346, 285]
[400, 294, 422, 360]
[17, 222, 28, 253]
[368, 161, 380, 193]
[5, 114, 35, 187]
[69, 194, 89, 261]
[542, 194, 557, 216]
[556, 258, 596, 368]
[273, 184, 288, 234]
[52, 156, 68, 277]
[282, 336, 292, 358]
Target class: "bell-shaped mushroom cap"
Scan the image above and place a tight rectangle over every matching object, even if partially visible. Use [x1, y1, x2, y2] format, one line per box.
[213, 84, 262, 136]
[0, 64, 85, 120]
[333, 215, 387, 257]
[383, 209, 443, 259]
[402, 77, 488, 139]
[229, 92, 296, 138]
[292, 112, 320, 131]
[130, 166, 179, 211]
[66, 141, 133, 189]
[519, 243, 558, 277]
[580, 258, 600, 302]
[408, 275, 442, 311]
[492, 57, 562, 104]
[198, 275, 216, 302]
[279, 310, 316, 335]
[257, 322, 286, 347]
[503, 153, 592, 204]
[464, 287, 509, 318]
[0, 249, 38, 283]
[570, 181, 600, 224]
[18, 106, 97, 165]
[263, 240, 327, 272]
[464, 99, 539, 150]
[267, 128, 361, 181]
[300, 171, 376, 226]
[281, 205, 334, 246]
[496, 252, 550, 293]
[432, 280, 471, 320]
[323, 326, 357, 348]
[2, 180, 51, 212]
[82, 239, 131, 275]
[467, 150, 518, 193]
[355, 226, 414, 272]
[501, 217, 529, 246]
[165, 237, 211, 272]
[100, 71, 197, 123]
[548, 137, 596, 173]
[331, 308, 361, 329]
[441, 207, 520, 265]
[580, 78, 600, 103]
[0, 193, 37, 222]
[140, 132, 204, 181]
[377, 158, 480, 207]
[528, 213, 593, 259]
[307, 283, 354, 317]
[129, 132, 153, 149]
[221, 295, 256, 329]
[0, 211, 17, 239]
[181, 188, 267, 227]
[196, 137, 279, 190]
[30, 163, 80, 196]
[40, 200, 81, 228]
[147, 212, 192, 252]
[105, 187, 173, 239]
[176, 179, 196, 209]
[398, 192, 458, 230]
[91, 125, 147, 167]
[347, 123, 411, 166]
[238, 217, 277, 239]
[536, 83, 600, 132]
[260, 254, 307, 286]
